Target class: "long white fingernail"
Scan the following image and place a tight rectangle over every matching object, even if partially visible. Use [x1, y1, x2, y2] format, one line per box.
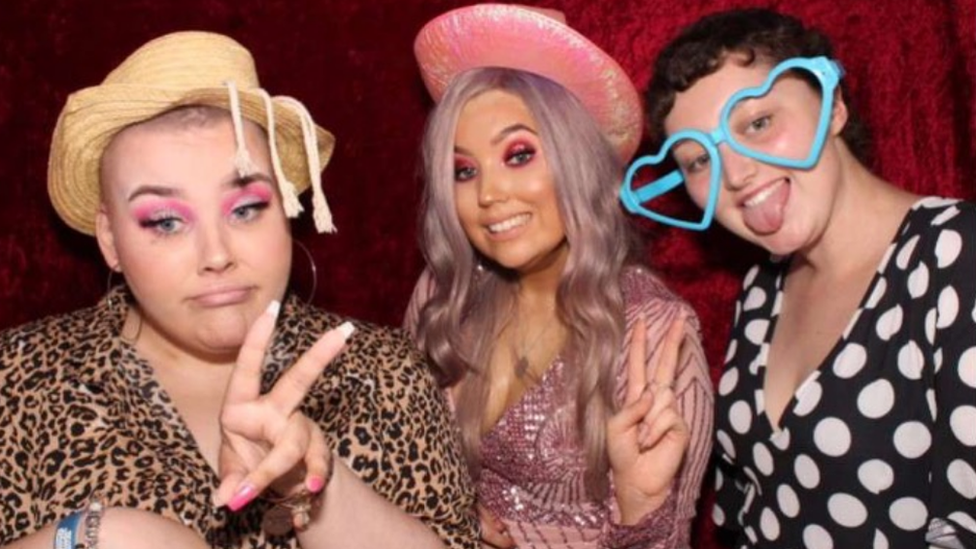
[337, 321, 356, 340]
[266, 300, 281, 318]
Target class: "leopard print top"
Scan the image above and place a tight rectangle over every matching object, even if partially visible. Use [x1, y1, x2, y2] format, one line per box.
[0, 288, 478, 548]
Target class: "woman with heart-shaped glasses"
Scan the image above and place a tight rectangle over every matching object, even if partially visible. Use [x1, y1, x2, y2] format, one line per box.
[631, 7, 976, 549]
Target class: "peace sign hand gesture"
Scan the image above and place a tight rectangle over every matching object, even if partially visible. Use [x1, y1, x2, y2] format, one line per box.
[212, 301, 354, 513]
[606, 315, 690, 525]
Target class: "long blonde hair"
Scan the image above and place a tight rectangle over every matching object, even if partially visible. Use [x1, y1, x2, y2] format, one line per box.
[415, 68, 640, 497]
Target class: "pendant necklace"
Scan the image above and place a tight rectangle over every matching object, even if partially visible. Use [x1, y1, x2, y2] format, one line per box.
[512, 305, 555, 379]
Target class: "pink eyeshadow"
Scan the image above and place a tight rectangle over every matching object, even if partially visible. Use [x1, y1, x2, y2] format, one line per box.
[221, 184, 274, 215]
[131, 199, 195, 223]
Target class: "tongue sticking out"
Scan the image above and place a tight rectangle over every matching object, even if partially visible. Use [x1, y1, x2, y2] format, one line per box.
[742, 180, 790, 234]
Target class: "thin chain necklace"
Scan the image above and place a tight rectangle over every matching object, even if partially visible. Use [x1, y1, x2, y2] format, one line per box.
[511, 304, 555, 379]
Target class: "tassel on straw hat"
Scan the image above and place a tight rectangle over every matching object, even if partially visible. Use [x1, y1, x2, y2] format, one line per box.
[414, 3, 642, 161]
[48, 30, 338, 235]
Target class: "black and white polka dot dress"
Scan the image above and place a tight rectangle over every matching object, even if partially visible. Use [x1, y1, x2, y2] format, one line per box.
[712, 197, 976, 549]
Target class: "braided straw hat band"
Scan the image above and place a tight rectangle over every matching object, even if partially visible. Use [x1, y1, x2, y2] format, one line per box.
[48, 31, 336, 235]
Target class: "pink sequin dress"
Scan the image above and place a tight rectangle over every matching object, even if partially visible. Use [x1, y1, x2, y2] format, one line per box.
[406, 267, 714, 549]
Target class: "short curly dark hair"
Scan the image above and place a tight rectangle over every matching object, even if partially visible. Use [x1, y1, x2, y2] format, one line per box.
[644, 8, 870, 163]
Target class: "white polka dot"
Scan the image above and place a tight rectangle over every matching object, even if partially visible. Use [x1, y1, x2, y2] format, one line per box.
[717, 429, 736, 459]
[734, 301, 741, 325]
[876, 305, 904, 341]
[947, 459, 976, 499]
[794, 379, 823, 416]
[745, 319, 769, 345]
[744, 287, 767, 311]
[950, 406, 976, 446]
[814, 417, 852, 457]
[753, 443, 774, 476]
[921, 196, 958, 209]
[907, 263, 929, 298]
[933, 204, 960, 225]
[935, 348, 944, 374]
[865, 277, 887, 308]
[772, 291, 783, 315]
[937, 286, 960, 328]
[795, 454, 821, 489]
[948, 511, 976, 535]
[712, 504, 725, 526]
[897, 340, 924, 380]
[760, 508, 780, 540]
[895, 235, 919, 269]
[828, 493, 868, 527]
[935, 229, 962, 268]
[729, 401, 752, 434]
[858, 459, 894, 494]
[873, 530, 889, 549]
[803, 524, 834, 549]
[724, 339, 738, 365]
[777, 484, 800, 517]
[889, 497, 928, 531]
[718, 367, 739, 396]
[925, 308, 937, 344]
[961, 348, 976, 388]
[833, 344, 867, 378]
[893, 421, 931, 458]
[714, 467, 724, 491]
[927, 389, 937, 421]
[744, 525, 758, 544]
[857, 379, 895, 419]
[743, 266, 759, 288]
[772, 427, 791, 450]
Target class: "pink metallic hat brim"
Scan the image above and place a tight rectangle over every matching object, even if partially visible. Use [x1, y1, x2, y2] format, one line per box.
[414, 3, 642, 161]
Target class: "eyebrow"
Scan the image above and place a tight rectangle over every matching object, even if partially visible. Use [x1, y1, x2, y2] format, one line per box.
[126, 171, 276, 202]
[454, 123, 538, 155]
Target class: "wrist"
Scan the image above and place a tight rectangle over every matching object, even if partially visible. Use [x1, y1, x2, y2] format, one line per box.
[615, 486, 671, 525]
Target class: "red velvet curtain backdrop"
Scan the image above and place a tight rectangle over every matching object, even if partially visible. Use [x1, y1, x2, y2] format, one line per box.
[0, 0, 973, 546]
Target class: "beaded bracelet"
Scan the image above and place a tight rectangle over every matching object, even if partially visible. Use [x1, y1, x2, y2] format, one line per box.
[81, 501, 104, 549]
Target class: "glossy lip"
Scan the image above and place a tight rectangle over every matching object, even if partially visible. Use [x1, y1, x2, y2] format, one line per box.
[189, 285, 256, 308]
[484, 212, 531, 237]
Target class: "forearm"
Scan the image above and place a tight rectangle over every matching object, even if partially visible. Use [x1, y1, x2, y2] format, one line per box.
[297, 461, 445, 549]
[4, 508, 210, 549]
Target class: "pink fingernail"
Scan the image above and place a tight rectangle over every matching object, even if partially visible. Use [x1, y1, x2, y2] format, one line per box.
[266, 300, 281, 318]
[227, 483, 258, 512]
[307, 475, 326, 493]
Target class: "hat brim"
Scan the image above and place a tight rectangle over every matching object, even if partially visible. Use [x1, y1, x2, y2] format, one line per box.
[48, 85, 335, 235]
[414, 3, 642, 161]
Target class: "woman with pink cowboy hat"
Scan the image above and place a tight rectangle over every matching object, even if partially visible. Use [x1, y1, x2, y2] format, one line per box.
[405, 4, 713, 549]
[0, 31, 477, 549]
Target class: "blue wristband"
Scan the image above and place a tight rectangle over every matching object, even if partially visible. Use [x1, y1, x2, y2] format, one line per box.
[54, 512, 82, 549]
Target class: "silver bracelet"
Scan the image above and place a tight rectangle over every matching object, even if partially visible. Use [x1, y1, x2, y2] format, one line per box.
[80, 501, 103, 549]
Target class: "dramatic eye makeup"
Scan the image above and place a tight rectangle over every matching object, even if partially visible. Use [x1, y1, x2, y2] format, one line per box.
[131, 199, 195, 235]
[453, 157, 477, 182]
[504, 140, 536, 166]
[222, 181, 274, 221]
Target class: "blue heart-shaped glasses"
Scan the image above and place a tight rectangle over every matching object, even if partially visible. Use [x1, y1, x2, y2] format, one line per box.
[620, 56, 844, 230]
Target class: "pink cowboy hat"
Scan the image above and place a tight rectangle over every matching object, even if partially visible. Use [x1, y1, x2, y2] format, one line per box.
[414, 3, 643, 161]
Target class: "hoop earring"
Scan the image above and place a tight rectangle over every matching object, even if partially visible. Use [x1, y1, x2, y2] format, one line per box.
[293, 240, 318, 304]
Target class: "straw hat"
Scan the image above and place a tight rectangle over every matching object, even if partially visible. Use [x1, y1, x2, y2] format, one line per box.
[48, 31, 337, 235]
[414, 3, 642, 161]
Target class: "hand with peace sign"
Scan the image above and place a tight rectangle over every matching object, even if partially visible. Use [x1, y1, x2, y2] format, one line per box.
[212, 300, 353, 514]
[606, 315, 691, 525]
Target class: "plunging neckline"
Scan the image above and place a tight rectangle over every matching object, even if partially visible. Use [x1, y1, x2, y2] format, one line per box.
[755, 202, 918, 435]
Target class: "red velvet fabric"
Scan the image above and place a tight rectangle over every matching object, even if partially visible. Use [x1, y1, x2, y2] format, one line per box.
[1, 1, 973, 546]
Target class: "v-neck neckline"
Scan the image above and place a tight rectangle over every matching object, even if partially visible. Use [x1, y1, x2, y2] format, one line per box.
[754, 200, 923, 436]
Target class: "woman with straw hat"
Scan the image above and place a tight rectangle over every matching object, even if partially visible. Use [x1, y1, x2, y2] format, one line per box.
[404, 5, 714, 549]
[0, 31, 476, 548]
